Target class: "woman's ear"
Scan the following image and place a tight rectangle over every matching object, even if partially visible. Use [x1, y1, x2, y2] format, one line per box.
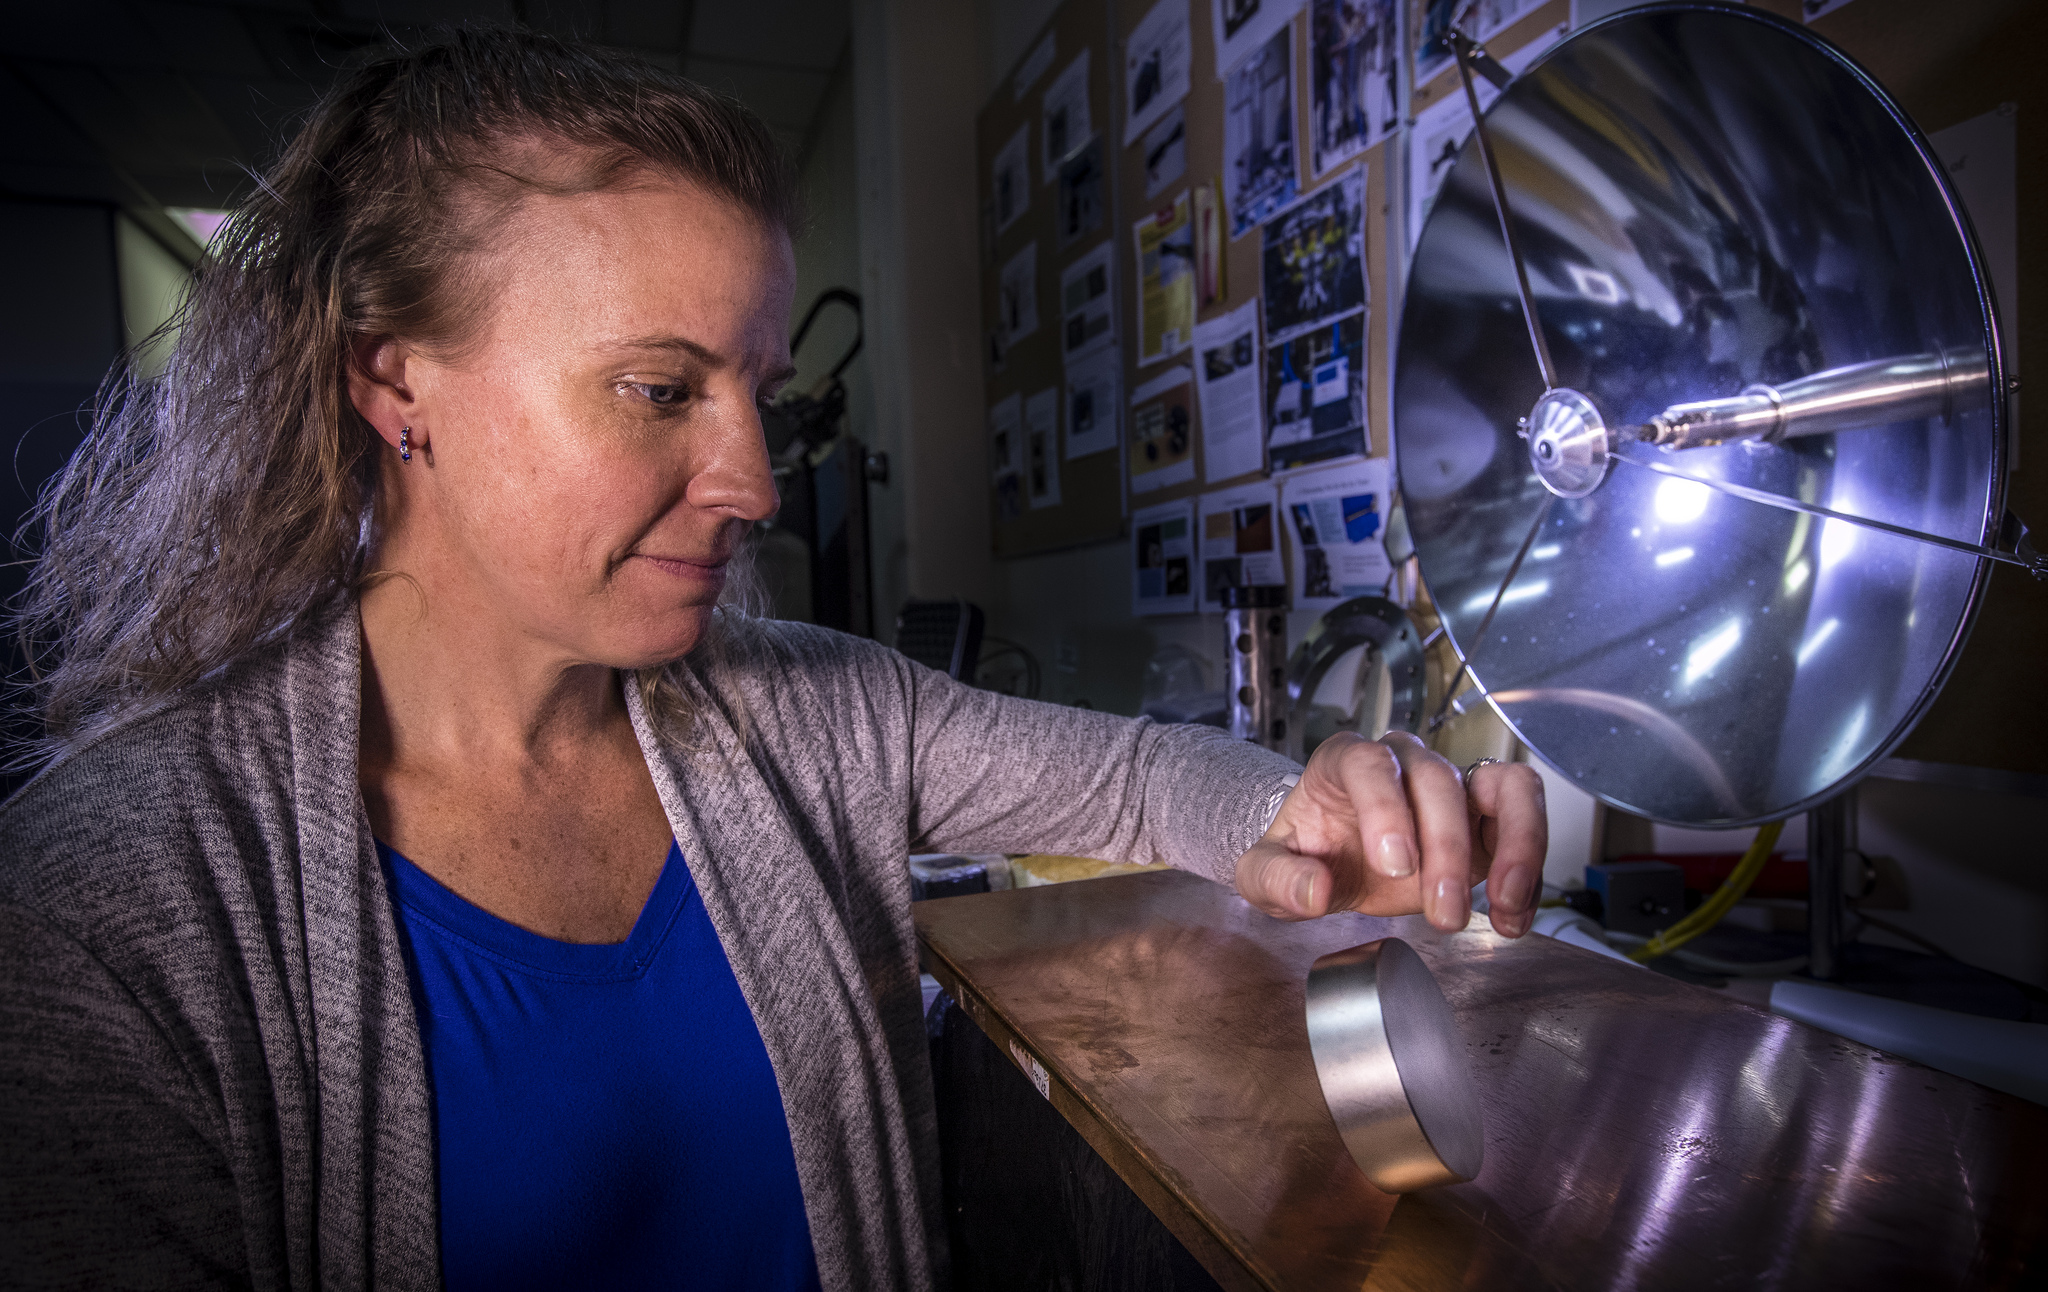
[348, 337, 420, 454]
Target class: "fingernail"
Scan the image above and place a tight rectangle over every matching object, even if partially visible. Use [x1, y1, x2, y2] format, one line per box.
[1434, 877, 1469, 928]
[1493, 866, 1535, 913]
[1293, 868, 1320, 914]
[1374, 833, 1417, 878]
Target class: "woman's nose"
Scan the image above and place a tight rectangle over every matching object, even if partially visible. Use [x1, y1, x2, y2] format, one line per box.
[690, 398, 780, 523]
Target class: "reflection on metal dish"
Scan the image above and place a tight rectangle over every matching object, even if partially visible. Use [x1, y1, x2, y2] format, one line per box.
[1394, 3, 2009, 825]
[1306, 938, 1484, 1193]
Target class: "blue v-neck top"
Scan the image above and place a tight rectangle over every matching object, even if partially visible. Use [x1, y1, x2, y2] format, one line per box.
[379, 839, 821, 1292]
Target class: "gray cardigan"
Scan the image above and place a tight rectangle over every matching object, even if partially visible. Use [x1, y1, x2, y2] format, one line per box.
[0, 606, 1297, 1290]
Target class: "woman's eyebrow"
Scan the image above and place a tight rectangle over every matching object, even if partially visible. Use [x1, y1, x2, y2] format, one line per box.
[610, 335, 798, 384]
[612, 335, 722, 363]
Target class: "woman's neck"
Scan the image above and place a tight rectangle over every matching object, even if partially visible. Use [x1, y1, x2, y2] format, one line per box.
[357, 568, 628, 776]
[353, 556, 678, 946]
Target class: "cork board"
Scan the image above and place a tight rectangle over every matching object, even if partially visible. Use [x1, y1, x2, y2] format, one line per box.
[978, 0, 2045, 775]
[977, 0, 1125, 558]
[1108, 0, 1400, 517]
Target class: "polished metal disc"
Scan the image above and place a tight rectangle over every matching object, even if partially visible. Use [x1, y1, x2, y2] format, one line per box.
[1306, 938, 1484, 1192]
[1394, 3, 2006, 825]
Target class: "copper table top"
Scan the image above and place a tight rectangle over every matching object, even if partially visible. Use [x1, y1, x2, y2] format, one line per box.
[913, 868, 2047, 1291]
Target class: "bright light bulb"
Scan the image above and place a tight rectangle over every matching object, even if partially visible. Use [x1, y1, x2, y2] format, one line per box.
[1655, 547, 1694, 567]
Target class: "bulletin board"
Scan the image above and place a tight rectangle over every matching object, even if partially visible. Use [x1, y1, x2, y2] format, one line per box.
[979, 0, 2048, 774]
[977, 0, 1125, 558]
[1108, 0, 1403, 510]
[978, 0, 1424, 571]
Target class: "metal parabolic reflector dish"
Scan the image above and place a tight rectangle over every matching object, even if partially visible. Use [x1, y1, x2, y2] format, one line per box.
[1394, 2, 2012, 826]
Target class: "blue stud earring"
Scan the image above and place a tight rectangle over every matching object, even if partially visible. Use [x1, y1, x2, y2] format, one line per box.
[400, 426, 412, 462]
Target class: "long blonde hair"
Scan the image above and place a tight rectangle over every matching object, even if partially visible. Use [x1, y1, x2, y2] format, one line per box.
[13, 27, 798, 764]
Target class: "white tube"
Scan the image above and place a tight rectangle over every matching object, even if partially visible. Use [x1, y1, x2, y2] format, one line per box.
[1530, 907, 1643, 966]
[1769, 979, 2048, 1107]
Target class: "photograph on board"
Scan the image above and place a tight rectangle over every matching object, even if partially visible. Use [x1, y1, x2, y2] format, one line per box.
[988, 393, 1024, 521]
[1414, 0, 1545, 84]
[1064, 346, 1121, 460]
[1142, 105, 1189, 199]
[1193, 300, 1265, 481]
[1057, 137, 1106, 247]
[1310, 0, 1398, 177]
[1405, 29, 1561, 251]
[1212, 0, 1305, 78]
[1264, 312, 1366, 471]
[993, 124, 1029, 234]
[1407, 91, 1468, 253]
[1132, 498, 1197, 616]
[1198, 481, 1284, 610]
[1134, 192, 1196, 364]
[1013, 30, 1056, 101]
[1025, 387, 1063, 510]
[1129, 366, 1198, 494]
[1060, 240, 1115, 361]
[998, 241, 1039, 346]
[1043, 50, 1092, 182]
[1223, 24, 1298, 238]
[1261, 167, 1365, 345]
[1125, 0, 1194, 145]
[1281, 457, 1391, 611]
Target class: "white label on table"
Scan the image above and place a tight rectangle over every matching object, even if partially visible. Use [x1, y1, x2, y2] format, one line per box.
[1009, 1038, 1052, 1100]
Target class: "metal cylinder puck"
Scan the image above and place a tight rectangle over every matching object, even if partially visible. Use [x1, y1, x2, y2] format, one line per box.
[1304, 937, 1484, 1192]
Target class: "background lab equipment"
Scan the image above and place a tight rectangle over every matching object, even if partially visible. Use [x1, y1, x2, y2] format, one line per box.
[919, 6, 2047, 1289]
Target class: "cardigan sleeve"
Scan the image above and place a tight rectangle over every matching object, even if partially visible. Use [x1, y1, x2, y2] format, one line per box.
[0, 903, 249, 1290]
[844, 636, 1302, 886]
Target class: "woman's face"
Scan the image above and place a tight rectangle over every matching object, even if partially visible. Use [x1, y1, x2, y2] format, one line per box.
[376, 174, 795, 669]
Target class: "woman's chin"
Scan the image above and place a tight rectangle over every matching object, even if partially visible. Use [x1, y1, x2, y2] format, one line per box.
[602, 607, 719, 670]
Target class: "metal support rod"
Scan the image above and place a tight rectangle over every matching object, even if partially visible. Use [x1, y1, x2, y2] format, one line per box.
[1428, 495, 1554, 732]
[1807, 791, 1855, 982]
[1448, 29, 1558, 393]
[1610, 451, 2047, 577]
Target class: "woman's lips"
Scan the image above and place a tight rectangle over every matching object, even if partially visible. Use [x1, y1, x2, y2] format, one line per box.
[637, 553, 729, 582]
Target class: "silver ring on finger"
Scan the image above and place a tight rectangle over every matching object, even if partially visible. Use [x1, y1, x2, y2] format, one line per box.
[1461, 757, 1503, 786]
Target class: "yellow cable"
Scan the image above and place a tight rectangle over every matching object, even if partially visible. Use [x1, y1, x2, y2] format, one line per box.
[1628, 820, 1785, 962]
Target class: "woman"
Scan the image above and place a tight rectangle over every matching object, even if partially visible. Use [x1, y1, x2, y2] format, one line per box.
[0, 27, 1545, 1292]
